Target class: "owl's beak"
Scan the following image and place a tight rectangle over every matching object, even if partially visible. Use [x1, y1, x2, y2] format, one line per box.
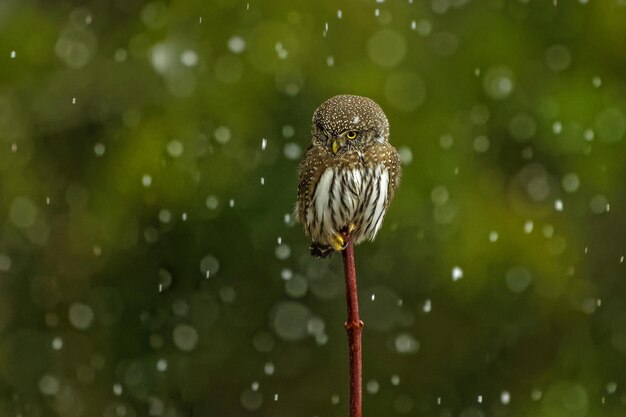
[331, 138, 344, 154]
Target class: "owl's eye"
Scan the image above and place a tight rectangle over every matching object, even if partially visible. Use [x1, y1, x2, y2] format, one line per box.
[346, 131, 358, 139]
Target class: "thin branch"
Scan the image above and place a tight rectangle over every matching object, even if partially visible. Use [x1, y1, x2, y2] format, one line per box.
[342, 235, 363, 417]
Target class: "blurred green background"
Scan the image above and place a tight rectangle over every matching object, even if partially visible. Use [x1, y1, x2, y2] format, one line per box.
[1, 0, 626, 416]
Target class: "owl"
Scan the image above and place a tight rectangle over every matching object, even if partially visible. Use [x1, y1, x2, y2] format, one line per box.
[296, 95, 401, 258]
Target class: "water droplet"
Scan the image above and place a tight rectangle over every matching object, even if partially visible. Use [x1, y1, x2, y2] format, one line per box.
[200, 254, 219, 278]
[554, 199, 563, 211]
[180, 49, 198, 67]
[592, 76, 602, 87]
[172, 324, 199, 351]
[275, 244, 291, 260]
[72, 97, 77, 104]
[483, 66, 514, 99]
[142, 174, 152, 187]
[158, 209, 171, 223]
[488, 231, 499, 242]
[205, 195, 219, 210]
[10, 50, 16, 58]
[331, 394, 340, 405]
[422, 299, 432, 313]
[156, 358, 168, 372]
[261, 138, 268, 150]
[166, 140, 184, 157]
[94, 142, 106, 156]
[500, 390, 511, 405]
[367, 379, 380, 394]
[451, 266, 463, 281]
[264, 362, 275, 375]
[214, 126, 231, 144]
[0, 254, 12, 272]
[39, 374, 60, 396]
[113, 383, 123, 396]
[391, 375, 401, 385]
[394, 333, 419, 354]
[68, 302, 94, 330]
[505, 266, 532, 293]
[271, 301, 311, 341]
[524, 220, 534, 234]
[52, 336, 63, 350]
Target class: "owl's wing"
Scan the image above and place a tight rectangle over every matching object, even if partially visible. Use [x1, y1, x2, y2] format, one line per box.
[385, 144, 401, 204]
[296, 144, 328, 224]
[364, 142, 401, 205]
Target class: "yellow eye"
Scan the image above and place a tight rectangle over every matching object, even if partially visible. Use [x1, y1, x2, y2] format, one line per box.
[346, 131, 357, 139]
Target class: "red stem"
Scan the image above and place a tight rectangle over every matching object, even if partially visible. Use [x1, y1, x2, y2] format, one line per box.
[342, 236, 362, 417]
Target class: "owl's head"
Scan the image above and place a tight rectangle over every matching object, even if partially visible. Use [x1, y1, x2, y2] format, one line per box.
[311, 94, 390, 154]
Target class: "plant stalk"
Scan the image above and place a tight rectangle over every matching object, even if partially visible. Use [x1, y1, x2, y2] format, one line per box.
[341, 236, 363, 417]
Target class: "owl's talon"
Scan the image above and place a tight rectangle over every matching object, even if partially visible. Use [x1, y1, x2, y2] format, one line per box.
[331, 234, 345, 251]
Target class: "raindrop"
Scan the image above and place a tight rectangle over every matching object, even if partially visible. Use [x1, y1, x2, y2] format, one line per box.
[261, 138, 268, 150]
[200, 254, 220, 278]
[283, 142, 302, 159]
[214, 126, 231, 144]
[72, 97, 77, 104]
[500, 390, 511, 405]
[0, 254, 12, 272]
[337, 9, 343, 18]
[473, 135, 490, 153]
[590, 195, 609, 213]
[423, 299, 432, 313]
[172, 324, 199, 351]
[483, 66, 514, 99]
[489, 231, 499, 242]
[554, 199, 563, 211]
[113, 383, 123, 396]
[451, 266, 463, 281]
[562, 173, 580, 193]
[260, 177, 265, 185]
[166, 140, 184, 157]
[156, 358, 167, 372]
[94, 142, 106, 156]
[275, 244, 291, 260]
[158, 209, 171, 223]
[367, 379, 380, 394]
[180, 49, 198, 67]
[394, 333, 420, 354]
[52, 336, 63, 350]
[282, 125, 295, 138]
[326, 55, 335, 66]
[367, 29, 407, 68]
[9, 197, 38, 229]
[592, 76, 602, 87]
[228, 36, 246, 54]
[271, 301, 311, 341]
[68, 302, 94, 330]
[477, 395, 483, 403]
[552, 121, 562, 134]
[39, 374, 60, 396]
[531, 389, 542, 401]
[229, 199, 235, 207]
[505, 266, 532, 293]
[142, 174, 152, 187]
[331, 395, 340, 405]
[524, 220, 534, 234]
[264, 362, 275, 375]
[546, 45, 571, 71]
[431, 185, 449, 205]
[10, 50, 16, 58]
[439, 134, 453, 149]
[398, 146, 413, 165]
[391, 375, 400, 385]
[509, 113, 537, 141]
[205, 195, 219, 209]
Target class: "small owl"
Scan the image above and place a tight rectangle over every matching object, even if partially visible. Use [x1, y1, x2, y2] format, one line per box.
[296, 95, 401, 258]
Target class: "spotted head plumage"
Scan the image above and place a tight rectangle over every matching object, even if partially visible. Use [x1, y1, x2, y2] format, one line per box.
[296, 94, 401, 258]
